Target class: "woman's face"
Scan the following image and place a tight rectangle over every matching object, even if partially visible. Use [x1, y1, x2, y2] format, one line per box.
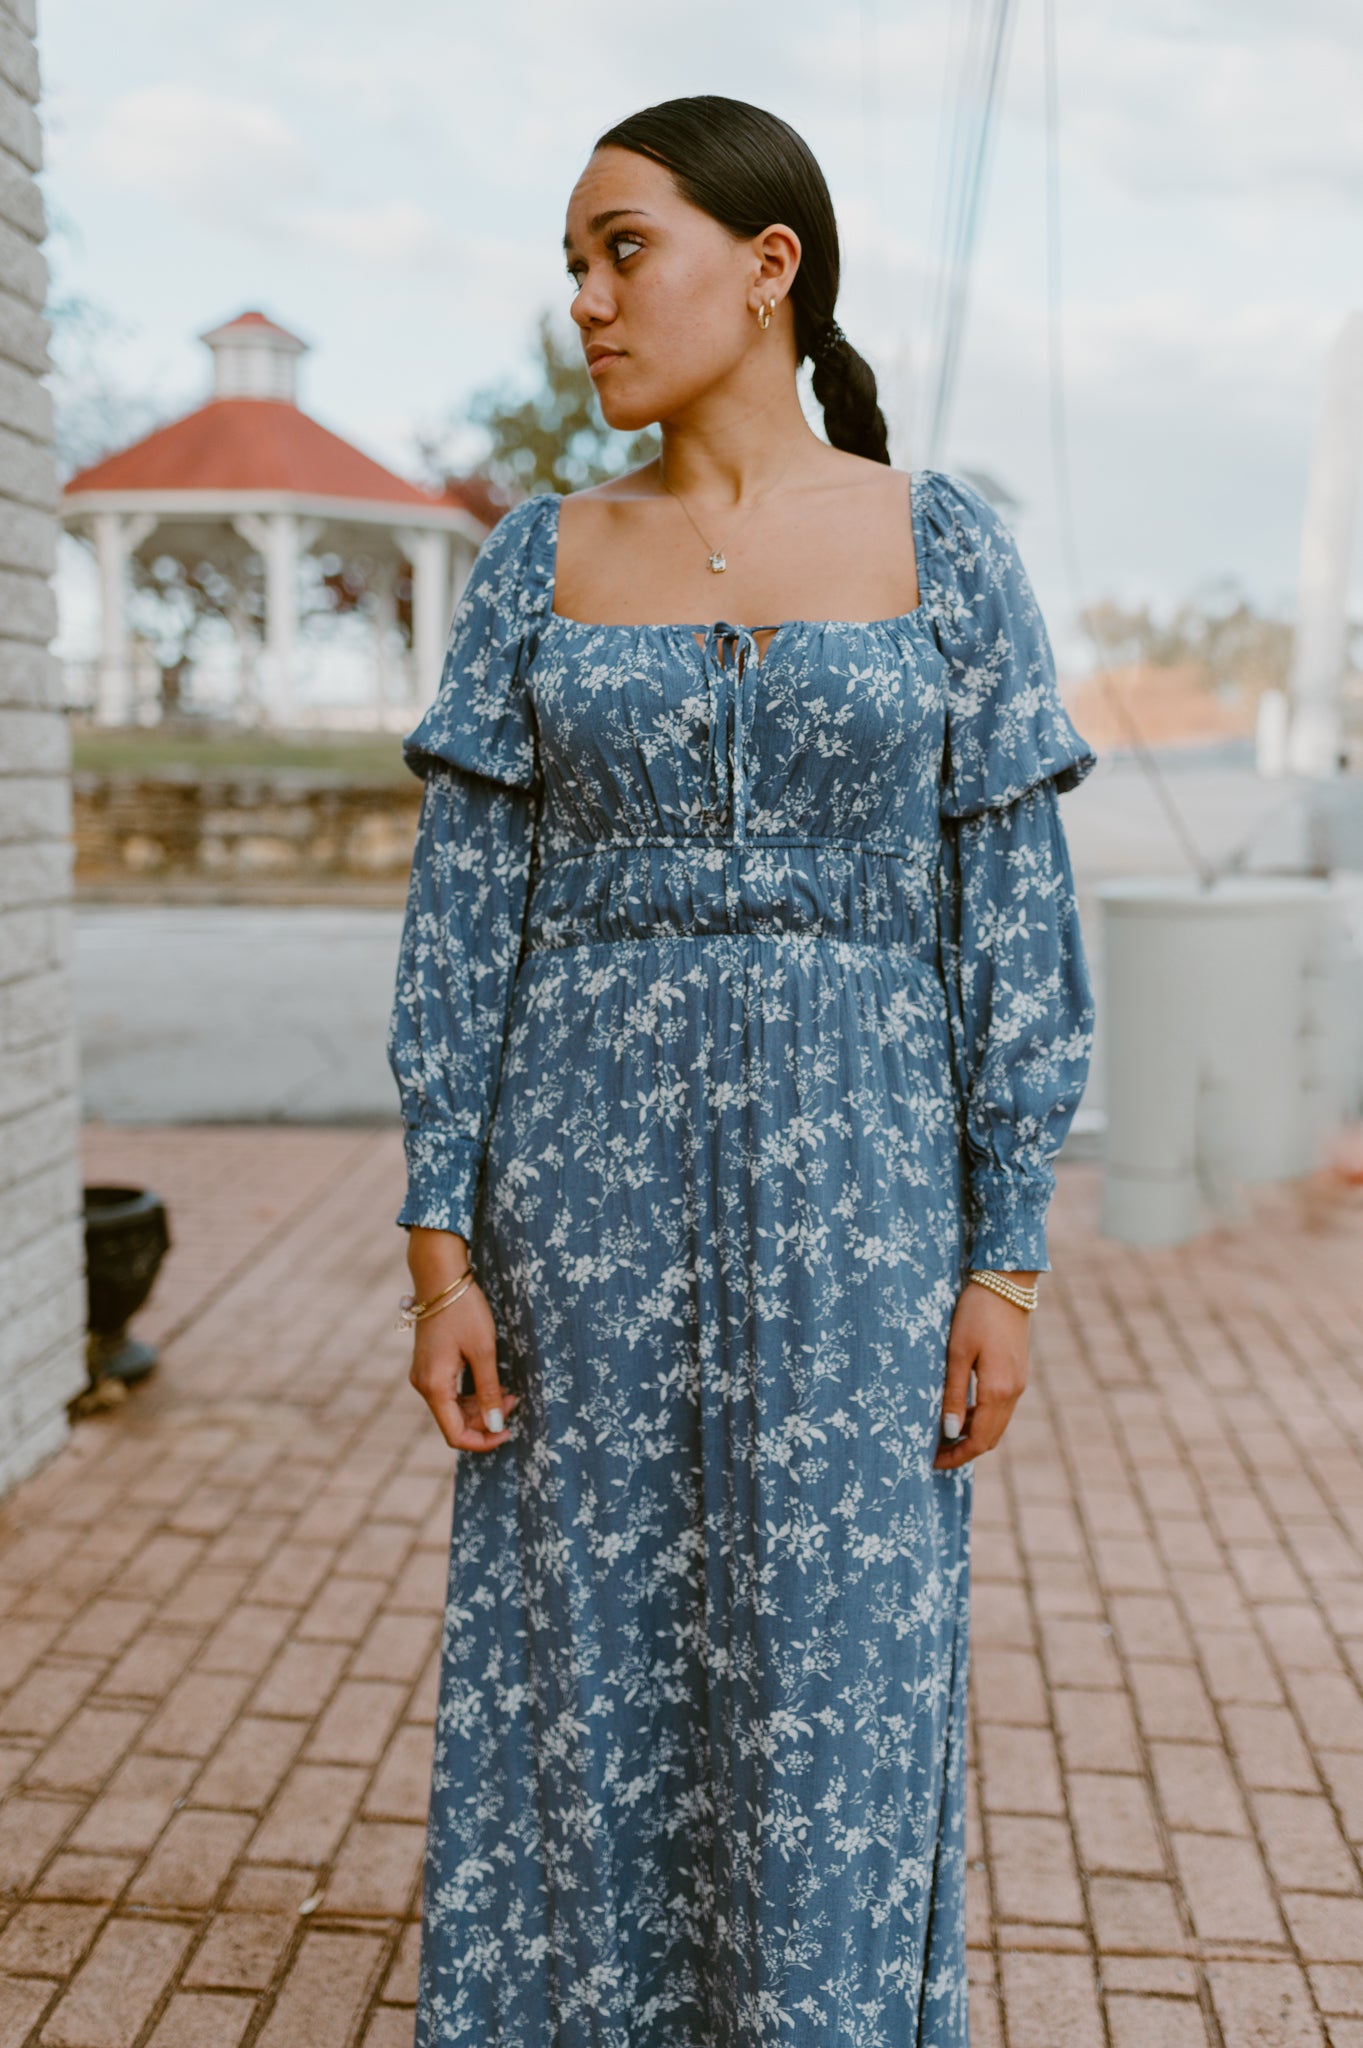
[562, 145, 795, 431]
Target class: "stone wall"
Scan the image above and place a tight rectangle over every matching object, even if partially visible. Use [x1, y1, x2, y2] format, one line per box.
[73, 771, 422, 902]
[0, 0, 88, 1492]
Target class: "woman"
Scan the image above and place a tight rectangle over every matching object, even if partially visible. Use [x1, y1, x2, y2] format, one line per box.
[388, 94, 1096, 2048]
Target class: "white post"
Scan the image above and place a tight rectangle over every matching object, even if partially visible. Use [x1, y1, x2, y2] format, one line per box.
[1256, 686, 1290, 778]
[263, 512, 297, 727]
[228, 592, 262, 726]
[397, 526, 450, 707]
[92, 510, 157, 725]
[1287, 310, 1363, 778]
[232, 513, 323, 726]
[373, 561, 399, 719]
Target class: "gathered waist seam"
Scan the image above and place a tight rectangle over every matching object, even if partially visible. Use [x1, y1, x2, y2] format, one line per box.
[537, 834, 935, 871]
[520, 929, 933, 959]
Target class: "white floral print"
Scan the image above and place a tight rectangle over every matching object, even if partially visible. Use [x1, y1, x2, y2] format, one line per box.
[387, 468, 1097, 2046]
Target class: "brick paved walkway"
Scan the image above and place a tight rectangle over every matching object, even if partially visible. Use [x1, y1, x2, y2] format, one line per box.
[1, 1126, 1362, 2046]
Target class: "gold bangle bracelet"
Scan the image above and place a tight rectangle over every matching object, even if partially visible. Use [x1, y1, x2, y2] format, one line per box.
[395, 1266, 476, 1332]
[967, 1270, 1039, 1312]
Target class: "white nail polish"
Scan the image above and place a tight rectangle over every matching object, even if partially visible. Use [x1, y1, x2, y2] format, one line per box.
[941, 1413, 962, 1440]
[486, 1408, 505, 1434]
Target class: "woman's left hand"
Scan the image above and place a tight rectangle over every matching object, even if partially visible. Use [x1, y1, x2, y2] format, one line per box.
[932, 1277, 1035, 1470]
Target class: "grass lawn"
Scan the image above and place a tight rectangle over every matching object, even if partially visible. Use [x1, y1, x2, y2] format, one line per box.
[70, 723, 413, 782]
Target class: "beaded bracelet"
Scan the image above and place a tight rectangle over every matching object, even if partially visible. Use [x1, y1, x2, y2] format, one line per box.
[967, 1269, 1039, 1312]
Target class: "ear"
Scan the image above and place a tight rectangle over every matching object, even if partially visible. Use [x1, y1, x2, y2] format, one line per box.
[751, 222, 802, 300]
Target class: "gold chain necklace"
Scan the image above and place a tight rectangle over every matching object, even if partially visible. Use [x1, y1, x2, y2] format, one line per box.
[659, 451, 799, 575]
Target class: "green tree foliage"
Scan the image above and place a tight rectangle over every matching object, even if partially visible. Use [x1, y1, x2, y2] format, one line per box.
[465, 310, 659, 497]
[1079, 582, 1307, 702]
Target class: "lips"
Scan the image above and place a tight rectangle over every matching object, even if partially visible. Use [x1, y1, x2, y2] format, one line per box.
[587, 350, 624, 377]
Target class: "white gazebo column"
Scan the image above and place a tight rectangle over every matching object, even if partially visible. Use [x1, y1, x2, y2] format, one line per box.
[1287, 310, 1363, 778]
[232, 512, 322, 726]
[372, 560, 399, 718]
[398, 526, 450, 706]
[92, 510, 157, 724]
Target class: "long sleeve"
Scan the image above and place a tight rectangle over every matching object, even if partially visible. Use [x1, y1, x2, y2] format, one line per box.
[937, 783, 1094, 1272]
[923, 469, 1099, 1274]
[386, 492, 556, 1237]
[387, 761, 537, 1237]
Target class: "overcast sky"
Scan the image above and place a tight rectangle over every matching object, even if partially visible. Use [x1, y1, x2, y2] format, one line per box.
[36, 0, 1363, 667]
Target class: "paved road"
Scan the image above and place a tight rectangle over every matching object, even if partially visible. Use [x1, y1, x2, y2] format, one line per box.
[78, 904, 404, 1125]
[74, 756, 1321, 1132]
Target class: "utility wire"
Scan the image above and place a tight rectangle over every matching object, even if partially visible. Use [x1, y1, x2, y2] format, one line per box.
[925, 0, 1019, 465]
[1041, 0, 1215, 888]
[918, 0, 981, 453]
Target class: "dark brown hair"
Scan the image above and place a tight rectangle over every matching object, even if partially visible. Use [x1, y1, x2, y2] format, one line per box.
[594, 95, 891, 465]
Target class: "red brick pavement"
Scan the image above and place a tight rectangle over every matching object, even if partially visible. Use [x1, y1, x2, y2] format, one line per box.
[0, 1124, 1360, 2045]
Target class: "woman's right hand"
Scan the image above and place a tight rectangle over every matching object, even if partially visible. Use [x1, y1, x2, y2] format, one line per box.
[407, 1268, 521, 1453]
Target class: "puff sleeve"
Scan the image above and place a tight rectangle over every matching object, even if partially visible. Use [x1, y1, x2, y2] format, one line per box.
[923, 470, 1099, 1273]
[386, 494, 554, 1238]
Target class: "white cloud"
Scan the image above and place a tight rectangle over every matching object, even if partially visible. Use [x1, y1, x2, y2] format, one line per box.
[84, 85, 317, 222]
[286, 201, 458, 269]
[1061, 23, 1363, 206]
[81, 85, 460, 269]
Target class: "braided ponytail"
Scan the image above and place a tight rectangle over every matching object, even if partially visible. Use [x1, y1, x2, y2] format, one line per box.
[595, 97, 893, 466]
[804, 319, 891, 466]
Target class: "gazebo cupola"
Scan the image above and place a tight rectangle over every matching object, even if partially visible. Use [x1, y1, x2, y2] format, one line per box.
[201, 310, 310, 403]
[60, 307, 494, 727]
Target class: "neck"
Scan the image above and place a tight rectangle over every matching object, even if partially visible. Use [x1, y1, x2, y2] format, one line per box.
[655, 379, 823, 507]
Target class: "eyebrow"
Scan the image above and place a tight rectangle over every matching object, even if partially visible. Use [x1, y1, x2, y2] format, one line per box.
[562, 208, 654, 254]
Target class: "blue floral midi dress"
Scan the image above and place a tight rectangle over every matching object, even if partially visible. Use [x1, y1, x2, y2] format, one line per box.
[387, 466, 1098, 2048]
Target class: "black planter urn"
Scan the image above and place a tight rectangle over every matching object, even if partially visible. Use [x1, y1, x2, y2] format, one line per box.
[83, 1185, 172, 1388]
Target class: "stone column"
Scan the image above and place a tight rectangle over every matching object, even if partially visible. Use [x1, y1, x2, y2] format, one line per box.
[93, 509, 156, 724]
[397, 526, 450, 708]
[0, 0, 89, 1492]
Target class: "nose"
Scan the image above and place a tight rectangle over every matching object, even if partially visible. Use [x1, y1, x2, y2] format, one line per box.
[570, 275, 617, 331]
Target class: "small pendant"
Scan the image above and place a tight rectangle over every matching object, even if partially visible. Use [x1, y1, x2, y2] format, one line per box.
[708, 550, 727, 574]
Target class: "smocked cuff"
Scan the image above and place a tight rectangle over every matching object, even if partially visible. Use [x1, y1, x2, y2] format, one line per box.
[965, 1170, 1054, 1275]
[395, 1126, 485, 1240]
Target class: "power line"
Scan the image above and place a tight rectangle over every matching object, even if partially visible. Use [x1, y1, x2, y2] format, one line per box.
[919, 0, 981, 449]
[924, 0, 1019, 466]
[1041, 0, 1215, 888]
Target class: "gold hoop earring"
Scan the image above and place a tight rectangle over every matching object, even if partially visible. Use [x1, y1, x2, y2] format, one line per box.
[756, 296, 775, 331]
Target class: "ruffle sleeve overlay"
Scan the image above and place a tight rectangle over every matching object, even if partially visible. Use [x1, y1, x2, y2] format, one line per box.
[387, 469, 1096, 2048]
[387, 496, 553, 1240]
[924, 471, 1096, 1272]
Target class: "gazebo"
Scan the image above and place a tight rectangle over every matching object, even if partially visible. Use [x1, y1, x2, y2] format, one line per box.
[60, 309, 497, 726]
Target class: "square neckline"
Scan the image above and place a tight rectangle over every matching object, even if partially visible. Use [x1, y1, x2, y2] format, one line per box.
[543, 471, 934, 658]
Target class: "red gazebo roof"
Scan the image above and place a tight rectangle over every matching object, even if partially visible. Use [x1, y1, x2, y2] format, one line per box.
[63, 397, 453, 509]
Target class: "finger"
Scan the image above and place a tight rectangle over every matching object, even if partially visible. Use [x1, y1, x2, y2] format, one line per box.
[409, 1330, 518, 1450]
[455, 1386, 521, 1451]
[933, 1371, 1025, 1469]
[934, 1404, 984, 1468]
[425, 1380, 521, 1454]
[412, 1353, 478, 1450]
[967, 1381, 1022, 1453]
[461, 1330, 512, 1438]
[939, 1345, 976, 1448]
